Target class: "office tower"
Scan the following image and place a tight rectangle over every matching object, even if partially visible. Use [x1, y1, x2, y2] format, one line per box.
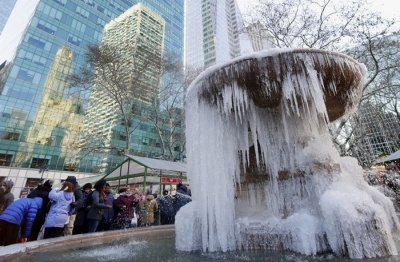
[185, 0, 251, 70]
[0, 0, 184, 173]
[0, 0, 17, 34]
[350, 102, 400, 166]
[246, 22, 275, 52]
[81, 4, 165, 172]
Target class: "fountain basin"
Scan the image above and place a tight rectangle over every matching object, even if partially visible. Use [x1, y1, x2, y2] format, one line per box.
[1, 226, 174, 261]
[194, 48, 365, 121]
[3, 224, 399, 262]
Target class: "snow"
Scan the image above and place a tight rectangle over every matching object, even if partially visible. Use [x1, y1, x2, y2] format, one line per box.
[176, 48, 400, 258]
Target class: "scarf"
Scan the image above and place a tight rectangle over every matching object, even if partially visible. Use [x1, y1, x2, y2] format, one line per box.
[99, 189, 107, 202]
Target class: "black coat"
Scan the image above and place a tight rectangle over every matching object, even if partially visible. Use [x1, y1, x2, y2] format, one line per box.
[27, 185, 52, 222]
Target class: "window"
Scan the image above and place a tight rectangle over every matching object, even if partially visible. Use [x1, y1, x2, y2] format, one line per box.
[25, 178, 42, 188]
[76, 6, 89, 18]
[142, 137, 149, 145]
[26, 34, 51, 51]
[53, 0, 67, 5]
[97, 17, 106, 27]
[64, 163, 78, 171]
[30, 158, 49, 169]
[38, 3, 62, 20]
[68, 34, 82, 46]
[2, 131, 20, 141]
[119, 132, 127, 141]
[71, 19, 86, 33]
[16, 68, 41, 84]
[19, 50, 47, 66]
[37, 20, 57, 34]
[28, 36, 45, 49]
[17, 68, 34, 81]
[0, 154, 13, 166]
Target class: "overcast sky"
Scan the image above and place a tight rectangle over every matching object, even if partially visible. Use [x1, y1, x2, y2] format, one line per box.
[236, 0, 399, 19]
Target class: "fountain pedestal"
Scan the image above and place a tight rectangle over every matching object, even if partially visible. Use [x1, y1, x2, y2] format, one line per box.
[179, 48, 399, 259]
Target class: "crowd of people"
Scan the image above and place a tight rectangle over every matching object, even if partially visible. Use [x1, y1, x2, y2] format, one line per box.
[0, 177, 192, 246]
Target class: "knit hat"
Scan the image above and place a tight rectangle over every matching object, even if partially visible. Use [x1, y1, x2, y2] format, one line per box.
[66, 176, 77, 184]
[83, 183, 92, 190]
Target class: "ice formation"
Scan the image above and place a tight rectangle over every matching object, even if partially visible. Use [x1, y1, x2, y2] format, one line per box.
[176, 49, 400, 259]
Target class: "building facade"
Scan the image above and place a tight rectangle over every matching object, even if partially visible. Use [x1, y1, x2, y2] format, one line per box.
[0, 0, 184, 182]
[350, 102, 400, 166]
[0, 0, 17, 35]
[184, 0, 250, 70]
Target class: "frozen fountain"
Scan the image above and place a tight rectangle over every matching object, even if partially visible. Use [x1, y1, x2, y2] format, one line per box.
[177, 48, 400, 259]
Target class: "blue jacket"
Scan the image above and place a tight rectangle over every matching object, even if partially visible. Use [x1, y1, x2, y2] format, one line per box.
[44, 189, 75, 228]
[0, 197, 43, 238]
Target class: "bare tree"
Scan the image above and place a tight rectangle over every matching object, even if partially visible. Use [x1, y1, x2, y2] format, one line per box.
[71, 45, 187, 163]
[71, 43, 162, 157]
[136, 52, 186, 161]
[244, 0, 400, 165]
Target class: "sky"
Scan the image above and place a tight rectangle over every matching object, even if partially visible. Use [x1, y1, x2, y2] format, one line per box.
[0, 0, 399, 63]
[236, 0, 399, 19]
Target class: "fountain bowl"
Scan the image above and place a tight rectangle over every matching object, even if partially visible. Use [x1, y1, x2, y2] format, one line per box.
[196, 48, 365, 122]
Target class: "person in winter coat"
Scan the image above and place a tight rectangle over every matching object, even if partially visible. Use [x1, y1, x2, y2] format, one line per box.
[86, 179, 112, 233]
[1, 180, 15, 212]
[0, 197, 43, 246]
[43, 181, 75, 239]
[27, 179, 54, 241]
[112, 187, 135, 229]
[139, 193, 158, 226]
[64, 176, 84, 236]
[174, 183, 192, 213]
[158, 190, 175, 225]
[97, 183, 114, 231]
[73, 183, 92, 235]
[0, 187, 5, 214]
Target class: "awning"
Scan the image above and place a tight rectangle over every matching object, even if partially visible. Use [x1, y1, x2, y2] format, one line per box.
[103, 155, 187, 187]
[53, 174, 106, 188]
[375, 150, 400, 164]
[76, 174, 107, 186]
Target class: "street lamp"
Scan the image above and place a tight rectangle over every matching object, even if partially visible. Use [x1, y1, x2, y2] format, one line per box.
[39, 164, 49, 185]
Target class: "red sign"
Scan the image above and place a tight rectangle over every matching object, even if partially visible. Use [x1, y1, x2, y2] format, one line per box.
[161, 177, 181, 184]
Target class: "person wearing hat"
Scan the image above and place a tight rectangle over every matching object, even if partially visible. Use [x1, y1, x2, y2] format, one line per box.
[27, 179, 54, 241]
[1, 180, 14, 212]
[0, 196, 43, 246]
[173, 183, 192, 214]
[43, 181, 75, 239]
[63, 176, 84, 236]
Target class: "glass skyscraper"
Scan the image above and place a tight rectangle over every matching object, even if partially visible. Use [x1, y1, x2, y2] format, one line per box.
[0, 0, 184, 173]
[0, 0, 17, 35]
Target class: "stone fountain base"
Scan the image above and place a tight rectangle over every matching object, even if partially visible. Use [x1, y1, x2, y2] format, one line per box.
[0, 225, 175, 261]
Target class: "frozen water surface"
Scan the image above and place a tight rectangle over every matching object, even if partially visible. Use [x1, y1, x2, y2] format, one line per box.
[11, 235, 400, 262]
[177, 48, 400, 259]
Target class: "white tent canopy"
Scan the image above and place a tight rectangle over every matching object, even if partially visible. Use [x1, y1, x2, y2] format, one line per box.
[376, 150, 400, 164]
[104, 155, 187, 186]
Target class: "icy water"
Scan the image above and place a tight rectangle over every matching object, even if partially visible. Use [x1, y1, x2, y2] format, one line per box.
[11, 235, 400, 262]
